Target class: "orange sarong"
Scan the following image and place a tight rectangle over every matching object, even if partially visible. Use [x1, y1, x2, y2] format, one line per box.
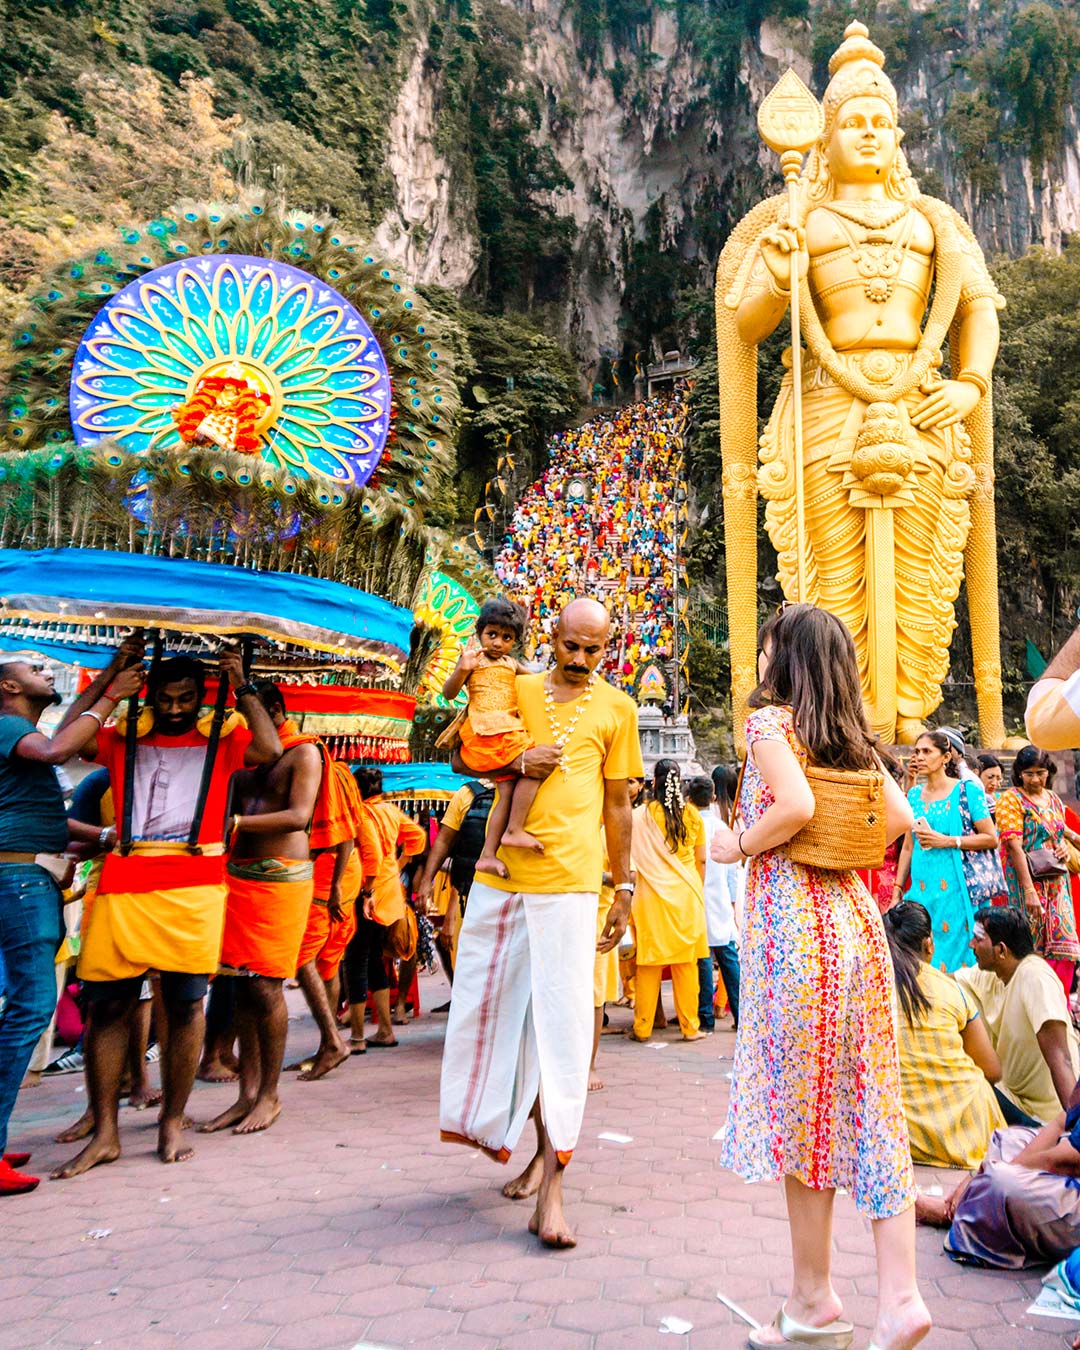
[220, 857, 314, 980]
[78, 865, 227, 983]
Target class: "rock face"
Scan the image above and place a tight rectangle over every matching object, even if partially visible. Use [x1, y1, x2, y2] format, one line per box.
[373, 0, 1080, 358]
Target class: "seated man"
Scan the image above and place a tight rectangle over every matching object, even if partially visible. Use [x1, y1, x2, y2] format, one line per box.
[918, 1101, 1080, 1269]
[955, 907, 1080, 1126]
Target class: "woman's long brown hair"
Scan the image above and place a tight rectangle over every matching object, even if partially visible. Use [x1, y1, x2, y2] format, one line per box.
[748, 604, 879, 771]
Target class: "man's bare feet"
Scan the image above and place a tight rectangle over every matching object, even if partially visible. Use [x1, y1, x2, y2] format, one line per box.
[126, 1085, 161, 1111]
[367, 1033, 398, 1047]
[298, 1042, 348, 1080]
[234, 1098, 281, 1134]
[626, 1030, 650, 1043]
[196, 1059, 238, 1084]
[502, 1150, 544, 1199]
[158, 1118, 195, 1164]
[499, 829, 545, 854]
[392, 1004, 412, 1026]
[51, 1135, 121, 1180]
[198, 1099, 254, 1133]
[474, 852, 510, 880]
[529, 1185, 576, 1248]
[20, 1070, 42, 1089]
[869, 1293, 931, 1350]
[682, 1031, 708, 1042]
[55, 1109, 95, 1144]
[588, 1071, 604, 1091]
[284, 1057, 313, 1073]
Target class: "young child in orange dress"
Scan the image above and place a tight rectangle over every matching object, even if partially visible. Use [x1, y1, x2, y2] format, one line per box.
[440, 597, 542, 880]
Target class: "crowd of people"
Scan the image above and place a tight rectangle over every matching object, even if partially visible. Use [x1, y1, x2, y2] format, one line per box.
[0, 640, 432, 1193]
[11, 583, 1080, 1347]
[494, 394, 684, 693]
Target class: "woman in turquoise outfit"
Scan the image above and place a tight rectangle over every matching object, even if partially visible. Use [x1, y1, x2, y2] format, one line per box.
[895, 731, 999, 972]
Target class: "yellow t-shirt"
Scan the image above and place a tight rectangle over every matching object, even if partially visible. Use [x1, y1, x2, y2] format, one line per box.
[1026, 674, 1080, 751]
[895, 962, 1004, 1168]
[489, 673, 643, 894]
[956, 957, 1080, 1123]
[442, 782, 479, 833]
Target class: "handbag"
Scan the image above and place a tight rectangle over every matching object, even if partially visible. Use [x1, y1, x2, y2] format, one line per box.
[731, 753, 886, 870]
[956, 780, 1007, 905]
[785, 764, 886, 871]
[1025, 846, 1067, 881]
[1021, 793, 1069, 881]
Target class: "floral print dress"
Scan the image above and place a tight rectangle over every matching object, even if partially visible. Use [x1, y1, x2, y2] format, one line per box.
[720, 704, 915, 1220]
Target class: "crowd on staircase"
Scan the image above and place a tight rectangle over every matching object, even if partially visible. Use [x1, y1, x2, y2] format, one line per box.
[494, 392, 686, 692]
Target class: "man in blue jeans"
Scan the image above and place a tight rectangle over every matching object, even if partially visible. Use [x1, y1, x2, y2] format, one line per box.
[0, 649, 143, 1194]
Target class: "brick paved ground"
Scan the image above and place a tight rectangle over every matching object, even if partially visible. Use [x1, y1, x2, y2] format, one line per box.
[2, 970, 1069, 1349]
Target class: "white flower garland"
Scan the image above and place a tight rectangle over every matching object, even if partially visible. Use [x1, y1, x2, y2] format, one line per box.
[544, 672, 599, 778]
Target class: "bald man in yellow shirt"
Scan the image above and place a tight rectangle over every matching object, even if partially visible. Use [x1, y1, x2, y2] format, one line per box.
[440, 599, 642, 1249]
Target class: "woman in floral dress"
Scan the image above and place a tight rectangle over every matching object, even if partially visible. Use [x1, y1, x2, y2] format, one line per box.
[997, 745, 1080, 997]
[711, 605, 927, 1350]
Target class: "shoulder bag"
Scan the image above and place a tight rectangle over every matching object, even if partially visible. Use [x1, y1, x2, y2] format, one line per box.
[732, 751, 886, 871]
[1021, 793, 1068, 881]
[956, 780, 1007, 905]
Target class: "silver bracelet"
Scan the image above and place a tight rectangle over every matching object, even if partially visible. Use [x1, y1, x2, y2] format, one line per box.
[81, 709, 104, 727]
[520, 750, 528, 774]
[614, 882, 634, 895]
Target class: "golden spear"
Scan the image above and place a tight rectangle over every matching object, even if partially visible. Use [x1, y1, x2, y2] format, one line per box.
[756, 69, 824, 601]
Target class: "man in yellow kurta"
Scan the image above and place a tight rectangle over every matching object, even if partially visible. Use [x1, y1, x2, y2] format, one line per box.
[440, 598, 642, 1248]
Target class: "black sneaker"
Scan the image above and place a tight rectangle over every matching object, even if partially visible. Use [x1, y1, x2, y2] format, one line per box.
[43, 1048, 84, 1076]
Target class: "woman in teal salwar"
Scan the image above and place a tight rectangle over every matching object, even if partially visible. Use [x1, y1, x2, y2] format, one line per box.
[894, 731, 999, 973]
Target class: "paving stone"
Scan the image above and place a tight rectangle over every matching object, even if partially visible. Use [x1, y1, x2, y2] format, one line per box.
[6, 971, 1058, 1350]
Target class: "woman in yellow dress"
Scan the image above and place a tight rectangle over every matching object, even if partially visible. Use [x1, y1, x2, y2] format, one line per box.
[885, 900, 1004, 1168]
[629, 760, 708, 1042]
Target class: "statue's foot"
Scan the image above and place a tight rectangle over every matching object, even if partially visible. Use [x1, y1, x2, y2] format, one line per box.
[895, 718, 926, 746]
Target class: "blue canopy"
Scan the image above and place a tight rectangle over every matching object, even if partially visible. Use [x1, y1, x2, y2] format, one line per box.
[0, 548, 413, 663]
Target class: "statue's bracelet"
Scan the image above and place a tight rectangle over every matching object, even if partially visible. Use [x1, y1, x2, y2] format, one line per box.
[957, 369, 990, 397]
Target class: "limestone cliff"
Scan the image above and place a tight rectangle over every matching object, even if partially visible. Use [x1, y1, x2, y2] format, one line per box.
[372, 0, 1080, 361]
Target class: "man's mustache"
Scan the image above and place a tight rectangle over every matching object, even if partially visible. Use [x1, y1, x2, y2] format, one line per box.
[564, 665, 589, 674]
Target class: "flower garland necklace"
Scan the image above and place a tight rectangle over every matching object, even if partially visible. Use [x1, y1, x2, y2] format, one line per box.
[544, 672, 598, 777]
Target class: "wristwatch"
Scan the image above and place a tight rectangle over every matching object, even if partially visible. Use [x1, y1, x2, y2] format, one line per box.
[234, 681, 258, 701]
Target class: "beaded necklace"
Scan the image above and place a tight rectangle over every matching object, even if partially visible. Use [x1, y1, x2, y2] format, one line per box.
[544, 672, 599, 777]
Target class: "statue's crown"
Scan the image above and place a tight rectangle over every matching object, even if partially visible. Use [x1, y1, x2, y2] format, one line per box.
[823, 21, 897, 134]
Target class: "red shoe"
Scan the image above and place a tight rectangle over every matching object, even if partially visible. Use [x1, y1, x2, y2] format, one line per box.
[0, 1159, 39, 1194]
[3, 1152, 30, 1168]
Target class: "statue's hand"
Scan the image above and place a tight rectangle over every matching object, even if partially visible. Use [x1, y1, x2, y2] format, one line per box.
[758, 226, 808, 291]
[910, 379, 981, 431]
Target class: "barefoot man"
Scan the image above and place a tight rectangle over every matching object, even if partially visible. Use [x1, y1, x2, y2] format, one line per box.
[255, 683, 373, 1082]
[440, 598, 641, 1247]
[201, 683, 324, 1135]
[54, 649, 282, 1176]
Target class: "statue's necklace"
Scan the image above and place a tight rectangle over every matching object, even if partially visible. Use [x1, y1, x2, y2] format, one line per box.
[825, 205, 915, 304]
[823, 199, 910, 230]
[544, 673, 598, 777]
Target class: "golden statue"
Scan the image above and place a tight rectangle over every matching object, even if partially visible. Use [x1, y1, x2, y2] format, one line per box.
[717, 21, 1006, 746]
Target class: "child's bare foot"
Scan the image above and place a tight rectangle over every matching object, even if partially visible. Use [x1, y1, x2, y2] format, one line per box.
[474, 852, 510, 880]
[499, 829, 544, 854]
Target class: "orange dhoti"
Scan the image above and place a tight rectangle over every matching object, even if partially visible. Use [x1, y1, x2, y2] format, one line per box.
[296, 850, 361, 980]
[220, 857, 314, 979]
[78, 844, 228, 980]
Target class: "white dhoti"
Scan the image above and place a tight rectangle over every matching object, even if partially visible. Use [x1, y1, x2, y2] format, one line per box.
[439, 881, 597, 1164]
